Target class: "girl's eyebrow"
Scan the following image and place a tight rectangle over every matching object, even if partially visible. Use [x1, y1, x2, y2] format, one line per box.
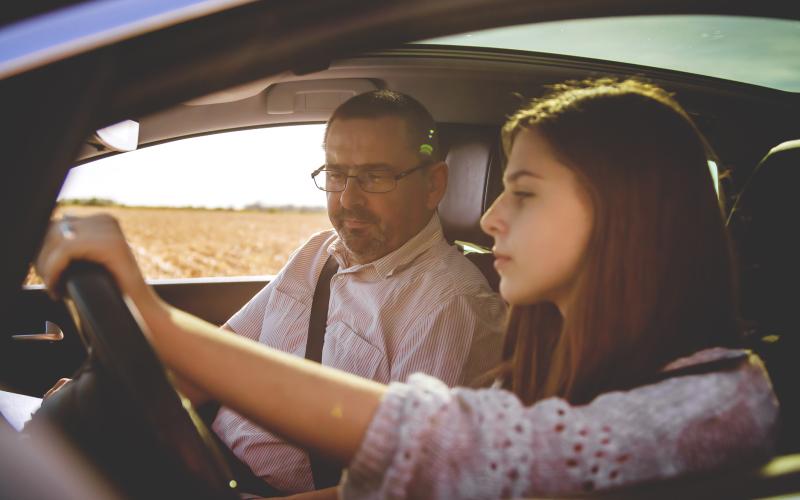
[504, 169, 543, 183]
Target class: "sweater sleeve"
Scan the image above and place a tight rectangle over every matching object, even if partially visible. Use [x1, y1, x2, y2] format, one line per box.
[341, 352, 778, 499]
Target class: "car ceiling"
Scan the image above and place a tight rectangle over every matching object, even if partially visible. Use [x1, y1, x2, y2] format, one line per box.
[85, 47, 788, 151]
[77, 45, 800, 200]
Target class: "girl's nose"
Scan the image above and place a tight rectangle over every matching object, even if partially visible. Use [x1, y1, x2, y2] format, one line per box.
[480, 194, 507, 238]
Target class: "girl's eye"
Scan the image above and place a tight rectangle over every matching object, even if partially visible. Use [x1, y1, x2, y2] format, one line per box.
[512, 191, 534, 200]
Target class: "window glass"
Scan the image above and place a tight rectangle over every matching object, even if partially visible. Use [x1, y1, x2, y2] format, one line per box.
[417, 15, 800, 92]
[26, 125, 331, 284]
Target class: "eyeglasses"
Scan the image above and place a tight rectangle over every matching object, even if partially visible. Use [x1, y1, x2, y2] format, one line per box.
[311, 162, 430, 193]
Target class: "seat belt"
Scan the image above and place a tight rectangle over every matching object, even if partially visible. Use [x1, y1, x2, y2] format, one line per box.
[304, 255, 342, 489]
[305, 256, 340, 364]
[202, 255, 340, 498]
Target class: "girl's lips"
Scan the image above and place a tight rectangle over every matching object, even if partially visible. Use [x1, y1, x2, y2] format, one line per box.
[493, 252, 511, 270]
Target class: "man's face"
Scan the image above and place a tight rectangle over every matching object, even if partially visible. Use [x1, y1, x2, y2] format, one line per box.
[324, 116, 440, 264]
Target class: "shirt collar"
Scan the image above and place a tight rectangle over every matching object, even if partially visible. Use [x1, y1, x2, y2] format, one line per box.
[328, 213, 444, 279]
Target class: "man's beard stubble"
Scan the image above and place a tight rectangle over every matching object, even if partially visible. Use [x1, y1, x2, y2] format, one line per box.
[331, 206, 387, 264]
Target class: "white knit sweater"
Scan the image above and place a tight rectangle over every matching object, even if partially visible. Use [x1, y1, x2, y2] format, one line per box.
[342, 348, 778, 499]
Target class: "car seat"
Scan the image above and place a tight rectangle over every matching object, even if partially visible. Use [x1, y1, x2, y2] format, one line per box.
[728, 139, 800, 454]
[437, 123, 503, 291]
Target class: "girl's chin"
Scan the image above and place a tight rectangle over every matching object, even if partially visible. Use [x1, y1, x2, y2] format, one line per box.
[499, 282, 548, 308]
[498, 282, 525, 306]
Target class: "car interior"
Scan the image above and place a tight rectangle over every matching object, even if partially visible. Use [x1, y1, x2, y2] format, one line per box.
[2, 1, 800, 498]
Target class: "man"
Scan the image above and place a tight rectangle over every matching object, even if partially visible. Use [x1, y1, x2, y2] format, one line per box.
[207, 90, 505, 494]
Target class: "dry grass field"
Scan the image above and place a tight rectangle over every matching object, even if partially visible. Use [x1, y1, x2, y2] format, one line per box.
[25, 205, 332, 285]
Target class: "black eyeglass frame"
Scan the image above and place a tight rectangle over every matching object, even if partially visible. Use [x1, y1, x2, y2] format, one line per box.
[310, 161, 432, 193]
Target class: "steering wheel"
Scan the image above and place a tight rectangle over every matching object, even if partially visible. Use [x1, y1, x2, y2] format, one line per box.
[32, 262, 240, 499]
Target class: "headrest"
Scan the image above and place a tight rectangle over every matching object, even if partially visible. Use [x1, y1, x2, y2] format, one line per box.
[437, 124, 503, 249]
[728, 139, 800, 332]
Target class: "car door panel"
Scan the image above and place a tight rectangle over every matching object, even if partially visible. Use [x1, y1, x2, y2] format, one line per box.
[2, 278, 271, 396]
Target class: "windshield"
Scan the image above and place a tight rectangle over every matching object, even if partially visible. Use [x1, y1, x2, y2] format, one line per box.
[417, 15, 800, 92]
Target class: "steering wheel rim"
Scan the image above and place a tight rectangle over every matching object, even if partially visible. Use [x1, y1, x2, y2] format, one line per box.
[60, 261, 240, 500]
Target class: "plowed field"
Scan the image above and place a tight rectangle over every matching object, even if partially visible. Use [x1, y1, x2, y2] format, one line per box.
[25, 206, 331, 284]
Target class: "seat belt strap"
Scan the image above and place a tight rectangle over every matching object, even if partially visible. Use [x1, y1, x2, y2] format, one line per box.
[304, 255, 342, 489]
[305, 255, 339, 363]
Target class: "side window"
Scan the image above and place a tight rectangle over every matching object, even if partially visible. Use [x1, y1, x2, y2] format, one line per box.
[27, 125, 331, 284]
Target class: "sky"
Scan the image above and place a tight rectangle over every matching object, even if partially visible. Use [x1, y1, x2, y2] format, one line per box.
[59, 124, 329, 209]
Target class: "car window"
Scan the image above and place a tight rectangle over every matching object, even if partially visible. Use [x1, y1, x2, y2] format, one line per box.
[25, 124, 332, 284]
[418, 15, 800, 92]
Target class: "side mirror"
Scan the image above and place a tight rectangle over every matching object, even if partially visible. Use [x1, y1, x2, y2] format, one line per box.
[91, 120, 139, 152]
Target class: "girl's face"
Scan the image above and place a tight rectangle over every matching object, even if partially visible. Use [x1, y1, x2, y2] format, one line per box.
[481, 129, 593, 313]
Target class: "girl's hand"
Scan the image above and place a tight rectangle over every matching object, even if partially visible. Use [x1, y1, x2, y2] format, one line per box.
[35, 213, 155, 309]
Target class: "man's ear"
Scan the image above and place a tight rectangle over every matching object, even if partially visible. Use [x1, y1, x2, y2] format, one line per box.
[426, 161, 448, 209]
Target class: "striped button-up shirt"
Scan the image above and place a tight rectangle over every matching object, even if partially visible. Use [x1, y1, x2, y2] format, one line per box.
[212, 214, 506, 493]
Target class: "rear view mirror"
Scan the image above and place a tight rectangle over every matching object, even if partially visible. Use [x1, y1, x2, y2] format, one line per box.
[92, 120, 139, 152]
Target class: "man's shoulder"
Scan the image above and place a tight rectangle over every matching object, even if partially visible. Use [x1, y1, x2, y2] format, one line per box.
[427, 241, 494, 288]
[400, 240, 499, 304]
[389, 243, 505, 339]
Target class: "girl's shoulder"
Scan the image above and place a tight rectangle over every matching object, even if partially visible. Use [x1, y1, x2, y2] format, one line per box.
[661, 346, 752, 373]
[653, 346, 774, 389]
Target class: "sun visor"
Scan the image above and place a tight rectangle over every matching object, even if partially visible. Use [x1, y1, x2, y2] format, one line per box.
[265, 79, 380, 119]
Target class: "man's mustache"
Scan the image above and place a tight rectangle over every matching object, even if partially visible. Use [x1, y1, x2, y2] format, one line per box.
[332, 207, 380, 225]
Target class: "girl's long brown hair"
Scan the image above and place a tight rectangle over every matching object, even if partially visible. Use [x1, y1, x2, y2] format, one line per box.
[495, 79, 740, 405]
